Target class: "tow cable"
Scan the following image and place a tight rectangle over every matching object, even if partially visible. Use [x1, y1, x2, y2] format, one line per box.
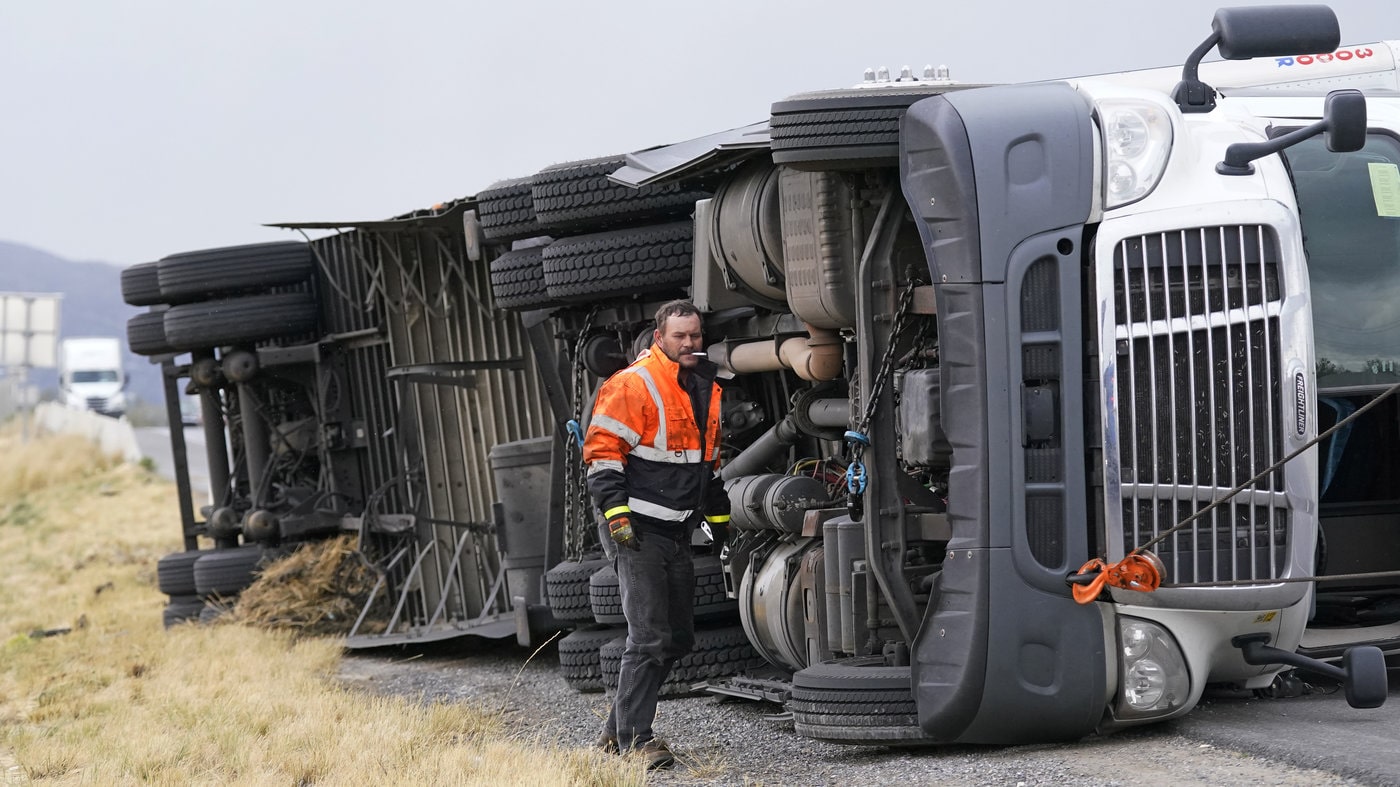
[1069, 377, 1400, 603]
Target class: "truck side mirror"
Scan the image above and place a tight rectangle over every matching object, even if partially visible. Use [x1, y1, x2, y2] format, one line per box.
[1212, 5, 1340, 60]
[1216, 89, 1368, 176]
[1172, 5, 1341, 113]
[1324, 89, 1368, 152]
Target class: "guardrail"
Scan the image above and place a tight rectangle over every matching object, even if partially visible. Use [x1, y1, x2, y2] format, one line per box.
[31, 401, 143, 463]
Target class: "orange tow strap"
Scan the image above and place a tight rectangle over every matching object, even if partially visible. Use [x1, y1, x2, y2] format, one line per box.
[1071, 551, 1165, 605]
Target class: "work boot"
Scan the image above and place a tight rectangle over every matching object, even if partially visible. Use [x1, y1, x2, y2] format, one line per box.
[634, 738, 675, 770]
[596, 731, 618, 754]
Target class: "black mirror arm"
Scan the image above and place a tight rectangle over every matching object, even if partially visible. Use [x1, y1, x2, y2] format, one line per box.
[1171, 33, 1223, 113]
[1218, 89, 1367, 176]
[1217, 121, 1326, 176]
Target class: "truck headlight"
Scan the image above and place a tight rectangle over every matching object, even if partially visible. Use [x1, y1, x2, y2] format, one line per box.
[1098, 99, 1173, 209]
[1116, 617, 1190, 718]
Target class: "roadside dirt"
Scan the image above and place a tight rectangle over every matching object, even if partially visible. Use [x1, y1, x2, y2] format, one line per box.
[336, 641, 1359, 786]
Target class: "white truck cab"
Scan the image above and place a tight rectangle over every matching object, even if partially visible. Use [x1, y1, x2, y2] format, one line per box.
[1089, 38, 1400, 727]
[60, 336, 127, 418]
[894, 6, 1397, 737]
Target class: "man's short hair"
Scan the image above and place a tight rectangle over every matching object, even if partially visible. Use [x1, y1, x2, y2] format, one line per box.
[654, 299, 701, 331]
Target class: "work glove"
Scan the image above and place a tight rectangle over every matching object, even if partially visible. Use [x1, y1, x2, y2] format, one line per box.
[607, 511, 641, 552]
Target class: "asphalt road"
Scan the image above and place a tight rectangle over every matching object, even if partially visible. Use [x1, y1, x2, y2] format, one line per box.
[1172, 671, 1400, 784]
[134, 425, 213, 503]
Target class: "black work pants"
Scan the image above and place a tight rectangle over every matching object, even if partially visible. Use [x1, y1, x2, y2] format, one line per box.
[604, 531, 695, 750]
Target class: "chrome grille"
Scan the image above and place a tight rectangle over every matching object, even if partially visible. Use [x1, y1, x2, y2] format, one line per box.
[1110, 226, 1289, 584]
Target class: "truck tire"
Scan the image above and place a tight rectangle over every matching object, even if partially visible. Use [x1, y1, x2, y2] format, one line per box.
[542, 222, 693, 302]
[545, 558, 609, 622]
[693, 554, 738, 621]
[558, 625, 622, 693]
[588, 565, 626, 625]
[590, 556, 736, 625]
[600, 634, 627, 692]
[476, 176, 541, 243]
[600, 625, 764, 697]
[488, 247, 554, 311]
[531, 155, 707, 234]
[163, 292, 319, 351]
[156, 242, 313, 304]
[157, 549, 205, 596]
[789, 659, 936, 745]
[667, 625, 765, 693]
[121, 262, 164, 306]
[770, 86, 958, 171]
[127, 311, 175, 356]
[163, 595, 206, 628]
[193, 545, 266, 598]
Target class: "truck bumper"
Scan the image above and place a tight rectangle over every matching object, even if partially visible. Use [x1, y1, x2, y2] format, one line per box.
[1099, 596, 1306, 729]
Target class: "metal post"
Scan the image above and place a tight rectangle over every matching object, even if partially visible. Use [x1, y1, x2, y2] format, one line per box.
[162, 361, 198, 550]
[238, 381, 270, 509]
[200, 388, 231, 508]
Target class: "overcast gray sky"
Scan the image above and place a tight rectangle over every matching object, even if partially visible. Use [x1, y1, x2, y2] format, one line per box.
[2, 1, 1395, 267]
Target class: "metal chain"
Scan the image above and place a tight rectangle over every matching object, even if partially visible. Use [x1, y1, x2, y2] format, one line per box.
[562, 309, 598, 562]
[855, 277, 919, 439]
[845, 276, 920, 516]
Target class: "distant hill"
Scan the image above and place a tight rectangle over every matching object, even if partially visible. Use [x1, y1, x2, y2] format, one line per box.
[0, 240, 164, 407]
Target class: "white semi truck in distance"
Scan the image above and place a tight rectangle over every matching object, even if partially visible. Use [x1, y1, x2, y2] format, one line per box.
[59, 337, 127, 418]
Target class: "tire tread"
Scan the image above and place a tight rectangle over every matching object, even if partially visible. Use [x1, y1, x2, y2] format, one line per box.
[157, 242, 313, 303]
[489, 247, 554, 310]
[163, 292, 318, 351]
[542, 222, 692, 301]
[477, 176, 541, 242]
[532, 155, 707, 233]
[121, 262, 164, 306]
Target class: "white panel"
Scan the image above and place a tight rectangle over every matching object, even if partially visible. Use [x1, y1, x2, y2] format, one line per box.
[28, 334, 57, 368]
[0, 292, 62, 368]
[28, 298, 59, 333]
[0, 335, 23, 366]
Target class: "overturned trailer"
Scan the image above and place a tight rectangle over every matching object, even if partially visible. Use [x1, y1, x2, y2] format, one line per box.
[130, 5, 1400, 745]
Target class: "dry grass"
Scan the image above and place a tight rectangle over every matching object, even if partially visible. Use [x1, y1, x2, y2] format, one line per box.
[230, 534, 383, 636]
[672, 745, 733, 781]
[0, 428, 646, 786]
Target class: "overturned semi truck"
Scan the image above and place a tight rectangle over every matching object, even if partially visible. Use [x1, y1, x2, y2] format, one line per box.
[127, 4, 1400, 745]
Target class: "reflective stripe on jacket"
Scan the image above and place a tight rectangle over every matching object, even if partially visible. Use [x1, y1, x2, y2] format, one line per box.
[584, 343, 729, 527]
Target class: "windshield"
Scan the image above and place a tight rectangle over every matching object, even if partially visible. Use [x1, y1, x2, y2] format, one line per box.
[1286, 133, 1400, 392]
[71, 370, 119, 383]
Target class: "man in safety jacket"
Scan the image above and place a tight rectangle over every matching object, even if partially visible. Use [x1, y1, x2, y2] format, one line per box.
[583, 299, 730, 768]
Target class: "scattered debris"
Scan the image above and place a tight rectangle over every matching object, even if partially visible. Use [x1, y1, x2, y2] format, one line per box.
[29, 627, 71, 639]
[232, 535, 386, 636]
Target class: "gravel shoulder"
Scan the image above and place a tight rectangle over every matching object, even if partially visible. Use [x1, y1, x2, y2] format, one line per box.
[336, 639, 1358, 786]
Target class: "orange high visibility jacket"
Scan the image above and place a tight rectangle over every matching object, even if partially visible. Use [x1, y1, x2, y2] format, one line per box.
[584, 343, 729, 532]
